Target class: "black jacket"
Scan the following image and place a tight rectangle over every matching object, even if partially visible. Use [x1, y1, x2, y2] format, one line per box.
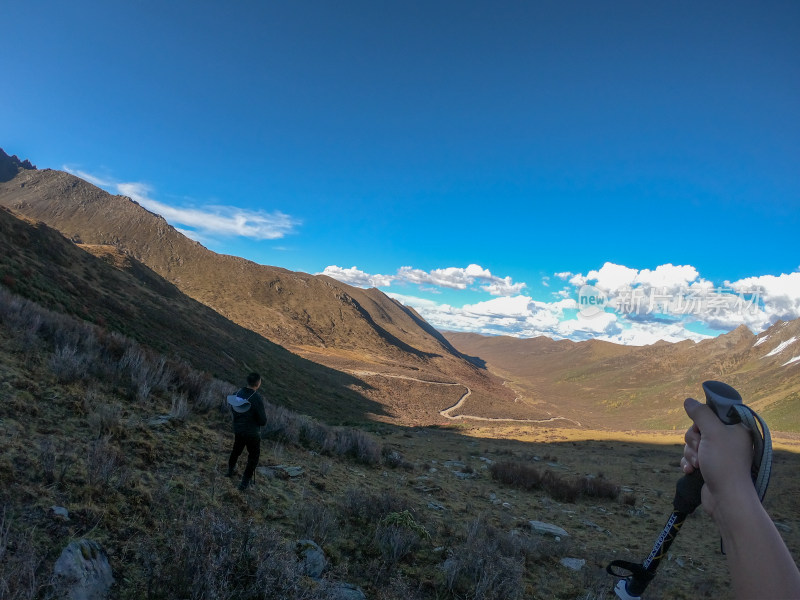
[231, 388, 267, 436]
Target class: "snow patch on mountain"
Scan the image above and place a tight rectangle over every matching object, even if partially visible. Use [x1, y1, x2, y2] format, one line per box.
[764, 336, 798, 358]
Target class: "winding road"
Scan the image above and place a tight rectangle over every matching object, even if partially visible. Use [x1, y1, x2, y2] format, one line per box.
[348, 370, 583, 427]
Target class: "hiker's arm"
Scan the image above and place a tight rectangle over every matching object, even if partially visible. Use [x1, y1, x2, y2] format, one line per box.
[682, 398, 800, 599]
[255, 397, 267, 426]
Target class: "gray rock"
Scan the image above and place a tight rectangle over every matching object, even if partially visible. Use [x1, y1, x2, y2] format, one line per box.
[427, 501, 446, 511]
[453, 471, 476, 480]
[260, 465, 304, 478]
[52, 539, 113, 600]
[329, 582, 366, 599]
[529, 520, 569, 538]
[560, 557, 585, 571]
[147, 415, 172, 427]
[296, 539, 326, 579]
[51, 506, 70, 520]
[443, 460, 466, 469]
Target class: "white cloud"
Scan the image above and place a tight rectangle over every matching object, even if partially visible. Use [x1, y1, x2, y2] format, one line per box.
[635, 263, 701, 291]
[481, 276, 527, 296]
[323, 263, 526, 297]
[386, 291, 710, 345]
[561, 261, 800, 335]
[585, 262, 639, 291]
[65, 168, 300, 240]
[728, 272, 800, 324]
[319, 266, 394, 288]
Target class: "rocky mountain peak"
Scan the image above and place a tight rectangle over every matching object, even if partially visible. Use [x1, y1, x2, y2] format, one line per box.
[0, 148, 36, 183]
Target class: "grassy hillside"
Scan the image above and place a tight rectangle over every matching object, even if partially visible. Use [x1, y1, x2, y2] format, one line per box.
[4, 285, 800, 599]
[0, 206, 383, 423]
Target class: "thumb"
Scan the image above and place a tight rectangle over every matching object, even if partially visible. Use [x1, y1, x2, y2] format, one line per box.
[684, 397, 723, 434]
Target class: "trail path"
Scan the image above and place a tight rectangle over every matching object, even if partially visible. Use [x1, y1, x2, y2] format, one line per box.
[348, 370, 582, 427]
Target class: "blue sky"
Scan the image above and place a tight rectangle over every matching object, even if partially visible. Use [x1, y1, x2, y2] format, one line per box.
[3, 1, 799, 345]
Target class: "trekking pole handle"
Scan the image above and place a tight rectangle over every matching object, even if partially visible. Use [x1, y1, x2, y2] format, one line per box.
[673, 381, 744, 514]
[702, 380, 744, 426]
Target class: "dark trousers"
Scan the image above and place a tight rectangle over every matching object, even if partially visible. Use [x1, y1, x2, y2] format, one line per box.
[228, 433, 261, 485]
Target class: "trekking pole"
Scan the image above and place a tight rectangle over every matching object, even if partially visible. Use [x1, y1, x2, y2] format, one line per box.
[606, 381, 772, 600]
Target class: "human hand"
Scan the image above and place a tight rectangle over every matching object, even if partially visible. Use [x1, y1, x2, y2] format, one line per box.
[681, 397, 755, 519]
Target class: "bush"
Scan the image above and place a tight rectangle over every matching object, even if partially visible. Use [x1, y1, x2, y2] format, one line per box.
[262, 401, 381, 466]
[339, 488, 410, 524]
[158, 508, 310, 599]
[86, 436, 126, 490]
[440, 517, 532, 600]
[294, 501, 337, 545]
[490, 461, 620, 503]
[0, 508, 40, 600]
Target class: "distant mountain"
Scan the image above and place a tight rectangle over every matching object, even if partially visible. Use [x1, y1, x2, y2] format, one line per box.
[444, 322, 800, 431]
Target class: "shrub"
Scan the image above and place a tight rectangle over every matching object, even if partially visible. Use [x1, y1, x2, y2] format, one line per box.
[0, 508, 40, 600]
[262, 401, 381, 466]
[86, 436, 126, 490]
[294, 500, 337, 545]
[158, 508, 309, 599]
[49, 342, 91, 383]
[339, 488, 410, 524]
[169, 393, 190, 422]
[440, 517, 531, 600]
[490, 461, 620, 503]
[87, 402, 123, 435]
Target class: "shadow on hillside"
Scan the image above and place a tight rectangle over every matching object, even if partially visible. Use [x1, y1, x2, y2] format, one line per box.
[0, 207, 388, 422]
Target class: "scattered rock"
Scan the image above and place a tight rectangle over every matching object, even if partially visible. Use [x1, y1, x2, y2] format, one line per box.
[329, 582, 366, 599]
[443, 460, 466, 469]
[427, 501, 446, 511]
[147, 415, 172, 427]
[479, 456, 494, 465]
[529, 520, 569, 538]
[296, 539, 326, 579]
[52, 539, 113, 600]
[260, 465, 303, 479]
[453, 471, 476, 480]
[560, 557, 585, 571]
[582, 519, 609, 534]
[51, 506, 70, 520]
[501, 502, 512, 509]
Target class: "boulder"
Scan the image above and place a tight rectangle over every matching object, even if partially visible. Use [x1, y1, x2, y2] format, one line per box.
[50, 506, 70, 520]
[52, 539, 113, 600]
[529, 520, 569, 538]
[296, 539, 326, 579]
[560, 557, 585, 571]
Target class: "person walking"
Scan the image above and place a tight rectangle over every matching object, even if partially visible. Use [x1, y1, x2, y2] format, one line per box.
[226, 372, 267, 491]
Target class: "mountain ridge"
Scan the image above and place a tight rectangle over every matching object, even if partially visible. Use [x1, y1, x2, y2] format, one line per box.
[0, 148, 514, 423]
